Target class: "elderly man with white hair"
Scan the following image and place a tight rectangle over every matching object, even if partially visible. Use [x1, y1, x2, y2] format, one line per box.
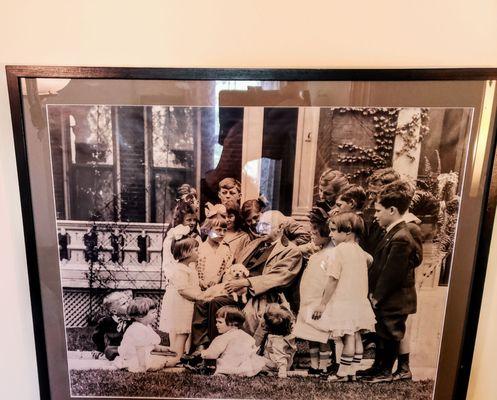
[190, 210, 303, 352]
[228, 210, 303, 333]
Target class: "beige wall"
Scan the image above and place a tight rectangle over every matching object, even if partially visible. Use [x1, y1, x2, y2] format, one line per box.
[1, 1, 496, 399]
[466, 213, 497, 398]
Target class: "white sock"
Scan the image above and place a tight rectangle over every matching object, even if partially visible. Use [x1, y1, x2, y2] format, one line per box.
[351, 353, 363, 375]
[337, 355, 353, 377]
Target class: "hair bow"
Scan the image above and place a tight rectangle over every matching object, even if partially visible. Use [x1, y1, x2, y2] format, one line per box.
[204, 202, 227, 218]
[168, 224, 191, 241]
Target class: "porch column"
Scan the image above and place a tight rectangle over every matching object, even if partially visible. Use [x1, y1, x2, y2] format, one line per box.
[241, 107, 264, 203]
[392, 108, 422, 180]
[291, 107, 320, 221]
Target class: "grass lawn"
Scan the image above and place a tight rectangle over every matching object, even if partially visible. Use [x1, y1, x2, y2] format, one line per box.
[67, 327, 428, 399]
[70, 369, 434, 400]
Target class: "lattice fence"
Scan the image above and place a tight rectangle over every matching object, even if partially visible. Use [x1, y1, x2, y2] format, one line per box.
[63, 288, 165, 328]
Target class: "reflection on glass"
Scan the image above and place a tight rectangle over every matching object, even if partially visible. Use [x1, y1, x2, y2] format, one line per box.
[314, 106, 471, 287]
[69, 105, 114, 165]
[151, 106, 194, 168]
[150, 106, 196, 223]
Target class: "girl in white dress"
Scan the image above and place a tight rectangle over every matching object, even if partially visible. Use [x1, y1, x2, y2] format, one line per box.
[159, 224, 205, 366]
[293, 207, 335, 376]
[196, 203, 233, 289]
[116, 297, 170, 372]
[310, 212, 376, 381]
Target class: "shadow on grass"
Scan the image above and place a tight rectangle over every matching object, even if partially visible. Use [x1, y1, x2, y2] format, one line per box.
[70, 369, 434, 400]
[66, 327, 170, 351]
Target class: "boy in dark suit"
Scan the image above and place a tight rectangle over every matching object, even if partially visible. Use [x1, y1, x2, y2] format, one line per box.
[361, 169, 423, 379]
[363, 180, 423, 383]
[92, 290, 133, 360]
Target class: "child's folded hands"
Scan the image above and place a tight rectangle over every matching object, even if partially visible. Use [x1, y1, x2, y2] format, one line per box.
[311, 304, 326, 320]
[91, 350, 106, 360]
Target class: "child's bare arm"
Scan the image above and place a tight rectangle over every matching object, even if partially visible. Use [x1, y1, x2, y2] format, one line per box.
[178, 287, 204, 301]
[278, 364, 288, 378]
[200, 336, 227, 359]
[153, 344, 174, 352]
[312, 276, 338, 320]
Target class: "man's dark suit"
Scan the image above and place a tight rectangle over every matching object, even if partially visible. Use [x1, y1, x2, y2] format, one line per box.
[92, 316, 132, 360]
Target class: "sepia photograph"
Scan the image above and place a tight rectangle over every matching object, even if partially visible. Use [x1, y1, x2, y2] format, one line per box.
[45, 101, 472, 399]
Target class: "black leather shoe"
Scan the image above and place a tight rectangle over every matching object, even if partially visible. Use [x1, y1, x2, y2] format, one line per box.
[363, 372, 393, 383]
[319, 364, 338, 378]
[180, 353, 202, 367]
[392, 369, 412, 381]
[307, 367, 322, 376]
[356, 366, 380, 378]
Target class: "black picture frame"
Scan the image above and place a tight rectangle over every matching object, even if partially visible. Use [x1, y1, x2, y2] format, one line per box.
[6, 65, 497, 400]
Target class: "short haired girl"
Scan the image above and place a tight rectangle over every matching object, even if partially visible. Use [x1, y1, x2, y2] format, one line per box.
[158, 225, 205, 366]
[310, 212, 376, 381]
[200, 306, 266, 376]
[293, 207, 335, 376]
[196, 203, 233, 289]
[117, 297, 171, 372]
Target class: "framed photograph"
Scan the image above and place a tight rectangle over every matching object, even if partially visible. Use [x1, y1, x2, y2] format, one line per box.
[7, 66, 497, 400]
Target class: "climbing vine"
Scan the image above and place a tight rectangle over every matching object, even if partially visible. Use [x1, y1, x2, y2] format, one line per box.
[336, 107, 430, 180]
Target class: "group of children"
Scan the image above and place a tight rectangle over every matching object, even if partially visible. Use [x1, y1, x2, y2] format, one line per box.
[90, 169, 423, 383]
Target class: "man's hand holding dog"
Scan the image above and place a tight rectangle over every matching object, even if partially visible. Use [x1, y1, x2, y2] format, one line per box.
[225, 278, 249, 294]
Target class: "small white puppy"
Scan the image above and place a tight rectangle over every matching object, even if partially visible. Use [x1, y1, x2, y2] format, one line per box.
[202, 264, 251, 303]
[222, 263, 250, 303]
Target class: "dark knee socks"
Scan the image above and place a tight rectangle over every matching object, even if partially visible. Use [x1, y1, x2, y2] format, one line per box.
[382, 340, 400, 373]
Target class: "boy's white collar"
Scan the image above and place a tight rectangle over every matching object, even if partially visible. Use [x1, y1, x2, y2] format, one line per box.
[385, 217, 404, 233]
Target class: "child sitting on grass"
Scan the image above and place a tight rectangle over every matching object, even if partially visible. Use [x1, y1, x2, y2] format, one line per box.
[259, 295, 297, 378]
[116, 297, 172, 372]
[92, 290, 132, 360]
[200, 306, 266, 376]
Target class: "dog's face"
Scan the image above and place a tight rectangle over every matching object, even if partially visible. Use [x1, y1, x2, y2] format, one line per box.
[228, 263, 250, 279]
